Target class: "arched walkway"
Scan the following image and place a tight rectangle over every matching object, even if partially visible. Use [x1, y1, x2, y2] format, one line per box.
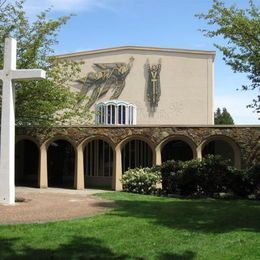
[202, 138, 237, 166]
[84, 139, 114, 189]
[121, 139, 153, 173]
[47, 139, 75, 188]
[161, 139, 194, 162]
[15, 139, 39, 187]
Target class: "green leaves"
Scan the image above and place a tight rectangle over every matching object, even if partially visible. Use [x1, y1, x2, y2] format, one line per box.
[121, 168, 161, 195]
[196, 0, 260, 117]
[0, 0, 92, 126]
[214, 107, 234, 125]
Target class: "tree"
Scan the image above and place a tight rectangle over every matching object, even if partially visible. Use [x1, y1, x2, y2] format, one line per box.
[214, 107, 234, 125]
[0, 0, 92, 126]
[196, 0, 260, 118]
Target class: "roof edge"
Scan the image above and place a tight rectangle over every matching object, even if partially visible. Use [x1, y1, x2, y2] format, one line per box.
[16, 124, 260, 128]
[54, 45, 216, 59]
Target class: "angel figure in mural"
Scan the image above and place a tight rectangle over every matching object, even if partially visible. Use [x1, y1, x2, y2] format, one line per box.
[146, 59, 161, 108]
[77, 57, 134, 108]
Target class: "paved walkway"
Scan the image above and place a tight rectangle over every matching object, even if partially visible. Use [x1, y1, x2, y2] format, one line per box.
[0, 187, 115, 225]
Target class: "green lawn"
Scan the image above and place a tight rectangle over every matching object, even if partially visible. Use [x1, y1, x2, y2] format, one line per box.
[0, 192, 260, 259]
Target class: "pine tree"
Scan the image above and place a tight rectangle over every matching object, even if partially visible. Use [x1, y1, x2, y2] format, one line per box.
[214, 107, 234, 125]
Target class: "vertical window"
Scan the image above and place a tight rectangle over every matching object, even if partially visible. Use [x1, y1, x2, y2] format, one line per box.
[95, 101, 136, 125]
[84, 140, 113, 177]
[122, 139, 153, 173]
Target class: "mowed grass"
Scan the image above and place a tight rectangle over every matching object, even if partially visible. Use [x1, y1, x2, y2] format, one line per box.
[0, 192, 260, 259]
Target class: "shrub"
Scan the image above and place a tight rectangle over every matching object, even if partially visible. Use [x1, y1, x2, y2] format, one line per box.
[178, 160, 200, 195]
[246, 163, 260, 194]
[121, 167, 161, 194]
[122, 157, 259, 198]
[196, 155, 231, 195]
[226, 168, 250, 196]
[226, 163, 260, 196]
[160, 160, 183, 194]
[159, 155, 236, 196]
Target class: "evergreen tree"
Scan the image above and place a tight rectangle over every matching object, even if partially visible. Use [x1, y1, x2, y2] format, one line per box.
[214, 107, 234, 125]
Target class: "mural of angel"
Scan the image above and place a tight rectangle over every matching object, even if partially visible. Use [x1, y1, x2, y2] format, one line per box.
[77, 57, 134, 108]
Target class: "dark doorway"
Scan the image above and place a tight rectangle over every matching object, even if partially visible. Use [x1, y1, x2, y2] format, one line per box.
[202, 140, 235, 165]
[122, 139, 153, 173]
[47, 140, 75, 188]
[15, 140, 39, 187]
[84, 139, 113, 188]
[162, 140, 193, 162]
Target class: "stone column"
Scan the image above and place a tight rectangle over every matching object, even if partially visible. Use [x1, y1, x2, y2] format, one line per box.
[234, 158, 241, 169]
[196, 146, 202, 160]
[154, 145, 162, 165]
[75, 144, 85, 190]
[112, 145, 122, 191]
[39, 143, 48, 188]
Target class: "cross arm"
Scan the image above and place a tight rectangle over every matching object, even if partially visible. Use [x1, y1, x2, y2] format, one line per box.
[11, 69, 46, 81]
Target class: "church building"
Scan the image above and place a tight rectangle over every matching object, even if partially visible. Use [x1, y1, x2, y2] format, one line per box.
[15, 46, 259, 190]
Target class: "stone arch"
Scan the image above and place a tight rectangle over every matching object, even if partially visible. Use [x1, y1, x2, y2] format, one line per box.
[16, 135, 40, 147]
[80, 135, 116, 151]
[15, 138, 40, 187]
[47, 137, 76, 188]
[119, 135, 155, 151]
[160, 135, 197, 162]
[80, 135, 115, 189]
[199, 135, 241, 168]
[45, 135, 77, 151]
[120, 135, 155, 173]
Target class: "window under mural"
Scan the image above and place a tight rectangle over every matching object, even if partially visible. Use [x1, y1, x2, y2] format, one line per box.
[95, 100, 136, 125]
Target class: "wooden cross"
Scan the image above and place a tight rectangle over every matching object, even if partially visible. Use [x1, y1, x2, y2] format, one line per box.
[0, 38, 46, 204]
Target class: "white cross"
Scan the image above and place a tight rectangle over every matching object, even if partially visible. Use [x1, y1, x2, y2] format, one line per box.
[0, 38, 46, 205]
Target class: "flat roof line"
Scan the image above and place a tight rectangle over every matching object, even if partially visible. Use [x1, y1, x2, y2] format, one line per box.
[16, 124, 260, 128]
[54, 45, 216, 59]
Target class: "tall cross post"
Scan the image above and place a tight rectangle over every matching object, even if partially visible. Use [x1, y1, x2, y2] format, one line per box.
[0, 38, 46, 205]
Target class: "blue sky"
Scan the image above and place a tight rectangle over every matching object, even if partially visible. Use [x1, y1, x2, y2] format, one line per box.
[23, 0, 259, 124]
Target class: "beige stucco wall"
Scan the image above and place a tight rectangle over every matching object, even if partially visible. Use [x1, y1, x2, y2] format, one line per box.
[58, 47, 215, 125]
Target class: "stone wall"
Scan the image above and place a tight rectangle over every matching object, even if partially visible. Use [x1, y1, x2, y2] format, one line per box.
[16, 125, 260, 169]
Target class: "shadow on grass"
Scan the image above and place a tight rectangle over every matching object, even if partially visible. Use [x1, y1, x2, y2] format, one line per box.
[103, 194, 260, 233]
[0, 236, 128, 259]
[0, 237, 196, 259]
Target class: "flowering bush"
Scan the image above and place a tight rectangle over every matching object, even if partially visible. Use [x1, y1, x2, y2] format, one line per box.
[121, 167, 161, 194]
[121, 158, 260, 198]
